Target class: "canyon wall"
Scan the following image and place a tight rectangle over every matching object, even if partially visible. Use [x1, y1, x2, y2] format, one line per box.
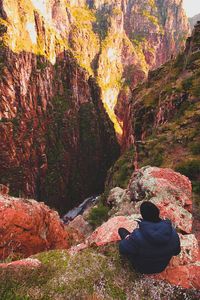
[0, 0, 190, 211]
[108, 23, 200, 200]
[6, 0, 188, 135]
[65, 0, 190, 134]
[0, 1, 120, 213]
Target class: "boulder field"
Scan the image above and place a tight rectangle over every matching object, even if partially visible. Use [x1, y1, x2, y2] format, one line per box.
[0, 167, 199, 291]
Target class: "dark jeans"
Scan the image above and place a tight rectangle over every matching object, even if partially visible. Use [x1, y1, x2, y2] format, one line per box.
[118, 228, 138, 273]
[118, 227, 131, 240]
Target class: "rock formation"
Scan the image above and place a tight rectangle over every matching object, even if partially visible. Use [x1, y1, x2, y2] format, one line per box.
[128, 166, 193, 233]
[108, 22, 200, 201]
[189, 14, 200, 29]
[0, 44, 120, 213]
[0, 0, 191, 211]
[0, 0, 190, 135]
[85, 167, 200, 289]
[0, 185, 69, 260]
[0, 167, 199, 293]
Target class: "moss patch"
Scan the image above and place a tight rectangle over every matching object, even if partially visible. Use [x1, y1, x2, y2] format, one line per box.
[0, 245, 199, 299]
[88, 203, 109, 228]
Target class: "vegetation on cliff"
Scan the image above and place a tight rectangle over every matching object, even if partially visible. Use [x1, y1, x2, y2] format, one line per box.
[0, 246, 199, 300]
[108, 24, 200, 212]
[0, 0, 190, 134]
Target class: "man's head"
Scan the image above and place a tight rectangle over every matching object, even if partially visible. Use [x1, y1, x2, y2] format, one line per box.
[140, 201, 161, 222]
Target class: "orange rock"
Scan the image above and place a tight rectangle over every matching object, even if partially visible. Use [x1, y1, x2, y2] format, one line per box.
[170, 234, 199, 267]
[87, 216, 137, 246]
[129, 167, 193, 233]
[0, 191, 69, 260]
[152, 264, 200, 289]
[148, 233, 200, 288]
[0, 184, 9, 195]
[0, 258, 41, 269]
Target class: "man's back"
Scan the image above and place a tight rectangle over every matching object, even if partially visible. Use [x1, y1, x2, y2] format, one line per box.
[119, 219, 181, 274]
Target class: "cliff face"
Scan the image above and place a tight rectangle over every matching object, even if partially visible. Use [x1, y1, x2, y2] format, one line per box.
[0, 0, 190, 211]
[86, 0, 190, 134]
[4, 0, 188, 135]
[114, 23, 200, 199]
[0, 0, 190, 135]
[0, 1, 120, 212]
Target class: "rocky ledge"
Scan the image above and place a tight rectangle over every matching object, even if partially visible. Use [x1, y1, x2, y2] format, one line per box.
[0, 167, 199, 297]
[69, 167, 200, 289]
[0, 185, 69, 260]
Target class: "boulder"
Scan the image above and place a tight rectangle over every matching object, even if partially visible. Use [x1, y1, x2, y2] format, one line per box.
[66, 215, 93, 238]
[0, 188, 69, 260]
[170, 234, 199, 267]
[150, 234, 200, 289]
[87, 216, 137, 246]
[107, 187, 126, 206]
[0, 258, 42, 270]
[128, 167, 193, 233]
[107, 187, 135, 217]
[153, 264, 200, 289]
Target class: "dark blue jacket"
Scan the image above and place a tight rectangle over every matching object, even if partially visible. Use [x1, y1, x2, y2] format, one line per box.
[119, 219, 181, 274]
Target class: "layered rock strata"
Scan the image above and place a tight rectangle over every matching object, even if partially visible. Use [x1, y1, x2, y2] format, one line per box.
[122, 22, 200, 164]
[0, 0, 121, 212]
[0, 0, 190, 135]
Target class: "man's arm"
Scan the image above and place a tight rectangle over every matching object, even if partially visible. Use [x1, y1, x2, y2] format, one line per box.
[119, 234, 139, 256]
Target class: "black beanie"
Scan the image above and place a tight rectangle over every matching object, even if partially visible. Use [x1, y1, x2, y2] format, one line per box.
[140, 201, 161, 222]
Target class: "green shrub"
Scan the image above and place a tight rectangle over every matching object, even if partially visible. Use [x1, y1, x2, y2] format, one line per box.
[151, 153, 163, 167]
[190, 142, 200, 155]
[88, 203, 109, 228]
[93, 5, 111, 40]
[105, 148, 134, 190]
[36, 55, 48, 70]
[0, 279, 30, 300]
[175, 160, 200, 180]
[193, 181, 200, 194]
[182, 77, 193, 90]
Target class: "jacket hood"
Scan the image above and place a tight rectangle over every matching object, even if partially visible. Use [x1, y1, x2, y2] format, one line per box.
[139, 220, 173, 245]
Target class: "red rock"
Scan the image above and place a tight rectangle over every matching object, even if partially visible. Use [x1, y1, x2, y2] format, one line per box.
[149, 168, 192, 210]
[0, 184, 9, 195]
[87, 216, 137, 246]
[151, 234, 200, 289]
[170, 234, 199, 267]
[0, 192, 69, 260]
[129, 167, 193, 233]
[152, 264, 200, 289]
[0, 258, 41, 270]
[66, 215, 93, 238]
[68, 242, 88, 256]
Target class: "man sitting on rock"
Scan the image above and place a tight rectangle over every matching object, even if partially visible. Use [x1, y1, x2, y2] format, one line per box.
[118, 201, 181, 274]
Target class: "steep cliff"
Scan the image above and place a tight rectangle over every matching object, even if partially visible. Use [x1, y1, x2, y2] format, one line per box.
[65, 0, 190, 134]
[0, 1, 120, 213]
[3, 0, 188, 135]
[0, 0, 190, 212]
[109, 23, 200, 202]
